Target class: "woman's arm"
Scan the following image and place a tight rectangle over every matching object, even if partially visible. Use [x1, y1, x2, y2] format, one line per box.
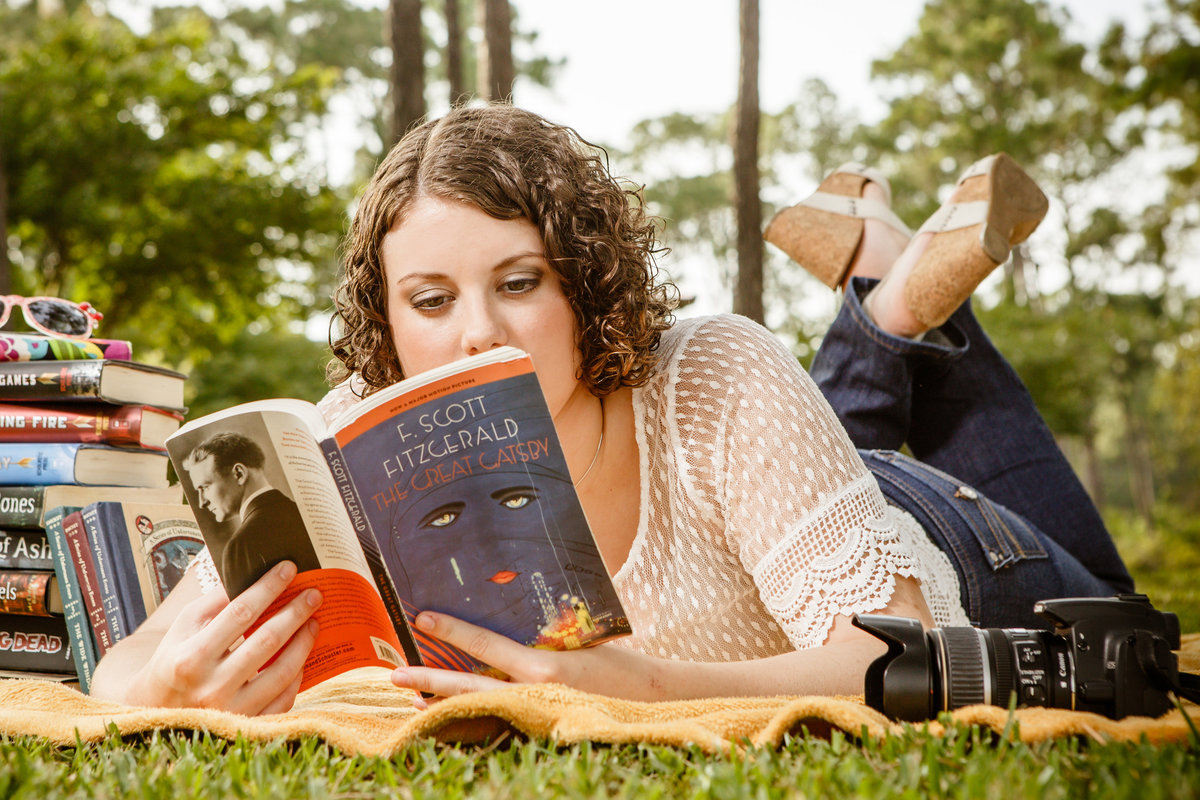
[90, 560, 323, 714]
[390, 572, 932, 703]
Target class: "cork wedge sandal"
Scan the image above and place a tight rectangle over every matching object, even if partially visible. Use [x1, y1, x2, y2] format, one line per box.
[903, 153, 1049, 330]
[763, 163, 913, 289]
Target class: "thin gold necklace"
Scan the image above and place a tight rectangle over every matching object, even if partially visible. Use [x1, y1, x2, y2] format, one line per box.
[573, 400, 605, 487]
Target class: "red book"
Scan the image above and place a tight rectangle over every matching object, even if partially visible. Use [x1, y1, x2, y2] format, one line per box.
[0, 402, 183, 450]
[0, 570, 62, 617]
[61, 509, 114, 655]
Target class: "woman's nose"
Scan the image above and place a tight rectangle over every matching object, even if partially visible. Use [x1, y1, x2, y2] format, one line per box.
[459, 303, 508, 355]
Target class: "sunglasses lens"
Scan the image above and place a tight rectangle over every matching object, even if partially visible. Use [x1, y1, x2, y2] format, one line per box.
[28, 299, 90, 336]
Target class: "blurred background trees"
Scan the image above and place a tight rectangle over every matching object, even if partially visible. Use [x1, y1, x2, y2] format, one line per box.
[1, 0, 1197, 594]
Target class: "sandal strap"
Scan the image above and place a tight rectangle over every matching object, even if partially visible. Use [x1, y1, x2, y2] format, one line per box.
[801, 191, 914, 237]
[956, 155, 996, 186]
[915, 200, 990, 235]
[831, 162, 894, 205]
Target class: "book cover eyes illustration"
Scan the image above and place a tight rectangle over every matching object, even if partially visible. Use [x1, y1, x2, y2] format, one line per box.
[335, 365, 629, 672]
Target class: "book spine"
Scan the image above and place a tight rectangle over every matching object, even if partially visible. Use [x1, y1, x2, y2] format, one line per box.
[80, 506, 128, 643]
[0, 612, 74, 674]
[61, 509, 114, 655]
[0, 486, 48, 529]
[0, 332, 132, 362]
[0, 443, 82, 485]
[321, 437, 423, 668]
[0, 402, 149, 448]
[0, 528, 54, 569]
[82, 503, 147, 634]
[0, 360, 104, 402]
[0, 570, 57, 616]
[44, 506, 97, 690]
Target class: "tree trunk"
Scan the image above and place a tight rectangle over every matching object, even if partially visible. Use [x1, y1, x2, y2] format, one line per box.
[1121, 392, 1156, 530]
[445, 0, 467, 106]
[389, 0, 426, 144]
[732, 0, 763, 323]
[1082, 423, 1105, 509]
[477, 0, 515, 101]
[0, 124, 9, 295]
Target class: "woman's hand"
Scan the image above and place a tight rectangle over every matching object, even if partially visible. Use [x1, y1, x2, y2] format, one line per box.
[389, 610, 669, 706]
[92, 560, 322, 715]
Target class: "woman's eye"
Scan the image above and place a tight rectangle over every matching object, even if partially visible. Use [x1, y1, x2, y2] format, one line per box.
[502, 276, 539, 294]
[420, 503, 463, 528]
[412, 293, 451, 311]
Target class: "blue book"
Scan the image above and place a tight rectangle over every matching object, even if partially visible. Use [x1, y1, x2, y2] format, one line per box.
[79, 501, 203, 639]
[0, 443, 168, 487]
[43, 505, 97, 691]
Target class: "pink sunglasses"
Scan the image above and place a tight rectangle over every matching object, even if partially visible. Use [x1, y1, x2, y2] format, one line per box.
[0, 295, 103, 339]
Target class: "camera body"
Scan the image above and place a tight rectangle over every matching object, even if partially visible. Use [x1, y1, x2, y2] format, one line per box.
[853, 594, 1183, 721]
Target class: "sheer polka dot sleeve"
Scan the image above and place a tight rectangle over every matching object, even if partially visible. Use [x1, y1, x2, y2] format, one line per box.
[681, 316, 930, 649]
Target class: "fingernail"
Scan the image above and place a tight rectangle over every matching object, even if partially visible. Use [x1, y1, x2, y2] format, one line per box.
[305, 589, 322, 608]
[277, 561, 296, 580]
[307, 620, 319, 636]
[391, 669, 411, 687]
[415, 612, 435, 631]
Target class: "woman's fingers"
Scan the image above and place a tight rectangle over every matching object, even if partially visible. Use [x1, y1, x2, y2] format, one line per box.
[219, 584, 323, 687]
[391, 665, 510, 698]
[415, 611, 538, 673]
[234, 619, 320, 716]
[197, 561, 302, 656]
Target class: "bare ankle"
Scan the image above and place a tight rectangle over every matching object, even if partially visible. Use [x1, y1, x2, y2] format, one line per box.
[843, 183, 909, 287]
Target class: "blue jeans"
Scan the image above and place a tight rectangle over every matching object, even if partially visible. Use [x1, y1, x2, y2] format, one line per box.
[810, 278, 1134, 629]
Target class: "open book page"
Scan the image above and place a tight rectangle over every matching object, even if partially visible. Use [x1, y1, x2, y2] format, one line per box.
[167, 401, 406, 691]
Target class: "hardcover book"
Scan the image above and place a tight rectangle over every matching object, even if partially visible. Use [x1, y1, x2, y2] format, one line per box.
[0, 443, 170, 487]
[0, 570, 62, 616]
[0, 359, 186, 411]
[0, 612, 73, 674]
[57, 509, 114, 655]
[0, 484, 184, 530]
[0, 529, 54, 569]
[79, 501, 203, 638]
[166, 347, 630, 691]
[44, 506, 99, 691]
[0, 332, 132, 362]
[0, 402, 183, 450]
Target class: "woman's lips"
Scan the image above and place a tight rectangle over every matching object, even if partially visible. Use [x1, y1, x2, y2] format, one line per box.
[488, 570, 518, 584]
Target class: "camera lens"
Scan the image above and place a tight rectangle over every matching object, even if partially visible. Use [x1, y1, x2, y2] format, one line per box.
[928, 627, 1073, 711]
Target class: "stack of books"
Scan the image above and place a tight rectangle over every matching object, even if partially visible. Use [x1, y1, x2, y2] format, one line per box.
[0, 331, 198, 689]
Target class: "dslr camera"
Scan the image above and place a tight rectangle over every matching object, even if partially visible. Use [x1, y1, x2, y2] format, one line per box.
[852, 594, 1199, 721]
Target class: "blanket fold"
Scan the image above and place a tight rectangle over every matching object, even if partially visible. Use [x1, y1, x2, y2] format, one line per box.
[1, 635, 1196, 754]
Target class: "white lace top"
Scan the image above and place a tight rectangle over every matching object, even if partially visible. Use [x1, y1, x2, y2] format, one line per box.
[193, 314, 968, 660]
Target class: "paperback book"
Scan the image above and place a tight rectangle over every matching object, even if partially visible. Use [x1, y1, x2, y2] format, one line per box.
[0, 612, 73, 674]
[0, 402, 183, 450]
[0, 443, 170, 487]
[166, 347, 630, 691]
[0, 332, 132, 362]
[0, 484, 184, 529]
[0, 359, 186, 411]
[0, 570, 62, 616]
[0, 529, 54, 570]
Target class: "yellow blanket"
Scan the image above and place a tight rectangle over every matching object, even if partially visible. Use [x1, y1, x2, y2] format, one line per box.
[1, 634, 1195, 754]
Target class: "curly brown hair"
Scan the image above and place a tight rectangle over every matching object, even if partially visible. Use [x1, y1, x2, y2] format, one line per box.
[329, 104, 675, 397]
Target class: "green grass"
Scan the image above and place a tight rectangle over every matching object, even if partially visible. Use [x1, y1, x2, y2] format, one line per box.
[1, 722, 1197, 800]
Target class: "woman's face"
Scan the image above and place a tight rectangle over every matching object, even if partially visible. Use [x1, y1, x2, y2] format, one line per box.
[381, 196, 585, 418]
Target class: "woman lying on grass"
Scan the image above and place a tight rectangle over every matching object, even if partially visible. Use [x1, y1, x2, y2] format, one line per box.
[90, 104, 1133, 714]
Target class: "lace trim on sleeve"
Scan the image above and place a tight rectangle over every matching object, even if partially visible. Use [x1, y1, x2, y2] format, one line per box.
[750, 473, 936, 649]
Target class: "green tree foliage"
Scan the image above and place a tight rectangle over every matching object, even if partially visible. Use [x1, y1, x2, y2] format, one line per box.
[853, 0, 1200, 530]
[1, 4, 348, 376]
